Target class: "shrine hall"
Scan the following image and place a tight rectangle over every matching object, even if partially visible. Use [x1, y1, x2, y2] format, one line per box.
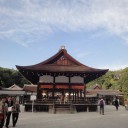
[16, 46, 108, 113]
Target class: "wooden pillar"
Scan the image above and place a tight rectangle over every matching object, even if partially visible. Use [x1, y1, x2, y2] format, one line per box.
[52, 85, 54, 98]
[84, 85, 86, 101]
[73, 91, 75, 101]
[77, 91, 79, 100]
[80, 90, 82, 99]
[46, 90, 49, 99]
[37, 83, 42, 100]
[52, 76, 56, 99]
[75, 91, 77, 101]
[83, 77, 86, 102]
[68, 75, 71, 101]
[78, 91, 79, 100]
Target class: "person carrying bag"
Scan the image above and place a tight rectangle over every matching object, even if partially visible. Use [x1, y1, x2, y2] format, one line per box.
[98, 97, 105, 115]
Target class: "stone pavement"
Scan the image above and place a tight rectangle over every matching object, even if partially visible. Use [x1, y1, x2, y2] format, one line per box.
[7, 105, 128, 128]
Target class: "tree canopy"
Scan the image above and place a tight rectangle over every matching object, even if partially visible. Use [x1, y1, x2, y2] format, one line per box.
[87, 67, 128, 99]
[0, 67, 30, 88]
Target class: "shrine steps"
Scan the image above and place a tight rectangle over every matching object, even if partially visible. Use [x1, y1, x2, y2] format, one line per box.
[54, 104, 76, 114]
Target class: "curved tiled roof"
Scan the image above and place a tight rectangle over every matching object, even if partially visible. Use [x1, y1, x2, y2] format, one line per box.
[16, 48, 108, 72]
[16, 47, 108, 84]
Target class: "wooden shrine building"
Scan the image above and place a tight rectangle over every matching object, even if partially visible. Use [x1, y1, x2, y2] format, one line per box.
[16, 46, 108, 113]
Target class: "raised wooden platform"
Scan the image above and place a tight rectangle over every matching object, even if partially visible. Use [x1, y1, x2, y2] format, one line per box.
[24, 101, 98, 113]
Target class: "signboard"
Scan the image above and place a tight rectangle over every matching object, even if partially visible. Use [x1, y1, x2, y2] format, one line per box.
[30, 95, 36, 101]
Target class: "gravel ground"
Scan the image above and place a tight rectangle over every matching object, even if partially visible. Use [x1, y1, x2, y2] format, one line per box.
[6, 105, 128, 128]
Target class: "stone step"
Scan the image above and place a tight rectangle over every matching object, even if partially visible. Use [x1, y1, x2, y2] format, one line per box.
[55, 104, 70, 108]
[55, 108, 71, 114]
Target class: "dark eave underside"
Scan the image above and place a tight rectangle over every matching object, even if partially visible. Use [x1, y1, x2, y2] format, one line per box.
[16, 65, 108, 73]
[16, 67, 108, 84]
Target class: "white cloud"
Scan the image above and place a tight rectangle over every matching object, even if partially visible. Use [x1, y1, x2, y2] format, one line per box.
[0, 0, 128, 46]
[76, 51, 91, 58]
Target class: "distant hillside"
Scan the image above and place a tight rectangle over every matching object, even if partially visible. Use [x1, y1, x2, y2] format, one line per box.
[87, 67, 128, 99]
[0, 67, 30, 88]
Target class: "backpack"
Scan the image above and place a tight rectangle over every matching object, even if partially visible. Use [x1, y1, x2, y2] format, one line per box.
[99, 99, 104, 106]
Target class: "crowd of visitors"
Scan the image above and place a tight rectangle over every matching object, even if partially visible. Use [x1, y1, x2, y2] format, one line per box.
[0, 96, 20, 128]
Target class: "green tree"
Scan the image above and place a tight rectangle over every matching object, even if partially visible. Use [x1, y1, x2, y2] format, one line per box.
[0, 67, 30, 88]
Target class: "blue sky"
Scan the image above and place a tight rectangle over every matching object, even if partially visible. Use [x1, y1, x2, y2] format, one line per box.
[0, 0, 128, 71]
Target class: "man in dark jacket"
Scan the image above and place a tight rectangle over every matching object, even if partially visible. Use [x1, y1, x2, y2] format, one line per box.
[115, 97, 119, 110]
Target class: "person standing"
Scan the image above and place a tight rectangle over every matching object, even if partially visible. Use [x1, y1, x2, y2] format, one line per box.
[0, 97, 8, 128]
[98, 97, 105, 115]
[114, 97, 119, 110]
[5, 97, 13, 128]
[12, 100, 20, 127]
